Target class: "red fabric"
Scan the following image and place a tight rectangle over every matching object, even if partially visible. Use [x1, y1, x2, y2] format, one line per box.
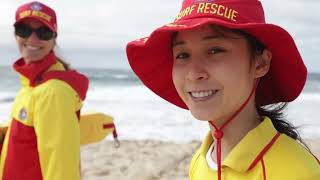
[42, 71, 89, 101]
[13, 50, 89, 100]
[13, 52, 56, 87]
[14, 1, 57, 32]
[261, 158, 267, 180]
[215, 132, 222, 180]
[103, 123, 115, 129]
[76, 110, 81, 122]
[14, 52, 89, 100]
[177, 0, 265, 24]
[209, 81, 257, 180]
[103, 123, 118, 139]
[126, 0, 307, 108]
[9, 52, 87, 179]
[3, 119, 42, 180]
[112, 129, 118, 139]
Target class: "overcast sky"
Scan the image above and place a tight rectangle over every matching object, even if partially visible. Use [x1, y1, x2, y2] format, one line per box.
[0, 0, 319, 72]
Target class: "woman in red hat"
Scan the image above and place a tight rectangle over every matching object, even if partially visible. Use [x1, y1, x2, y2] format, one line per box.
[0, 1, 88, 180]
[127, 0, 320, 179]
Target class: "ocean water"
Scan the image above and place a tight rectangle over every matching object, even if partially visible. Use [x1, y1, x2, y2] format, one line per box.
[0, 66, 319, 142]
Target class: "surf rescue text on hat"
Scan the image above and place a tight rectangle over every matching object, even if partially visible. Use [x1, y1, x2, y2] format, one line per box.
[175, 2, 238, 22]
[19, 10, 52, 22]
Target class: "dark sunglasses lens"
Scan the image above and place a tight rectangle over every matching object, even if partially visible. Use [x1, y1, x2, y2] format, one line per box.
[36, 27, 56, 40]
[15, 25, 32, 38]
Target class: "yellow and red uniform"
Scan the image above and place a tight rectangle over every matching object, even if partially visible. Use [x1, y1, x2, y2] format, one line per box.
[189, 117, 320, 180]
[0, 52, 88, 180]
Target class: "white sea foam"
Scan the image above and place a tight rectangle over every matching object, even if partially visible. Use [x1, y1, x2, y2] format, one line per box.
[82, 85, 320, 142]
[1, 77, 319, 142]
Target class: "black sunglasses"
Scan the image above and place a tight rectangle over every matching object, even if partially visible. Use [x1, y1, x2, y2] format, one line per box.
[14, 24, 57, 41]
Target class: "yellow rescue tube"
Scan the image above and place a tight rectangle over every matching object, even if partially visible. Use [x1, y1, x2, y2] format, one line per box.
[80, 112, 119, 146]
[0, 112, 118, 146]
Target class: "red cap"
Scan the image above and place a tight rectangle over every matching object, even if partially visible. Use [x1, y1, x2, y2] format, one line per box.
[14, 1, 57, 32]
[126, 0, 307, 109]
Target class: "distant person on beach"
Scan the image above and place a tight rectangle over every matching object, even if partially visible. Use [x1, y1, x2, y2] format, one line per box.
[126, 0, 320, 179]
[0, 1, 88, 179]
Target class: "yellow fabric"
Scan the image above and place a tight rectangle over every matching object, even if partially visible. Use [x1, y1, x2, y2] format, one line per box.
[0, 61, 82, 180]
[189, 117, 320, 180]
[80, 112, 114, 145]
[34, 80, 81, 180]
[0, 126, 11, 178]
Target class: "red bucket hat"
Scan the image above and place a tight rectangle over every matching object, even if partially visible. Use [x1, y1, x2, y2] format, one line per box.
[126, 0, 307, 109]
[14, 1, 57, 32]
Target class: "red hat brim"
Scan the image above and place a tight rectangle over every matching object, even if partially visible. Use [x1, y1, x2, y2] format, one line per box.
[14, 16, 56, 32]
[126, 18, 307, 109]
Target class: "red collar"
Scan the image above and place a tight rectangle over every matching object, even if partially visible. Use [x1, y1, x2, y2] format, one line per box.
[13, 52, 56, 86]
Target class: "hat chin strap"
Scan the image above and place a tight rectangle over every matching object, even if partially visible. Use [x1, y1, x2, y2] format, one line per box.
[209, 80, 259, 180]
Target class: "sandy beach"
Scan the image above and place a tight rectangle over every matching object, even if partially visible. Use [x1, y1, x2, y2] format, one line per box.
[81, 139, 320, 180]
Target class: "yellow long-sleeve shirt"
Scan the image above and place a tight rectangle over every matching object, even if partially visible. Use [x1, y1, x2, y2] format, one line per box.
[0, 52, 89, 180]
[189, 117, 320, 180]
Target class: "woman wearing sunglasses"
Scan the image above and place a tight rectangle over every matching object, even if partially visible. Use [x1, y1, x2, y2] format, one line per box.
[0, 1, 88, 180]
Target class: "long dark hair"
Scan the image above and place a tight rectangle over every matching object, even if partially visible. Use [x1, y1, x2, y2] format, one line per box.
[56, 57, 70, 70]
[54, 44, 70, 70]
[230, 28, 309, 149]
